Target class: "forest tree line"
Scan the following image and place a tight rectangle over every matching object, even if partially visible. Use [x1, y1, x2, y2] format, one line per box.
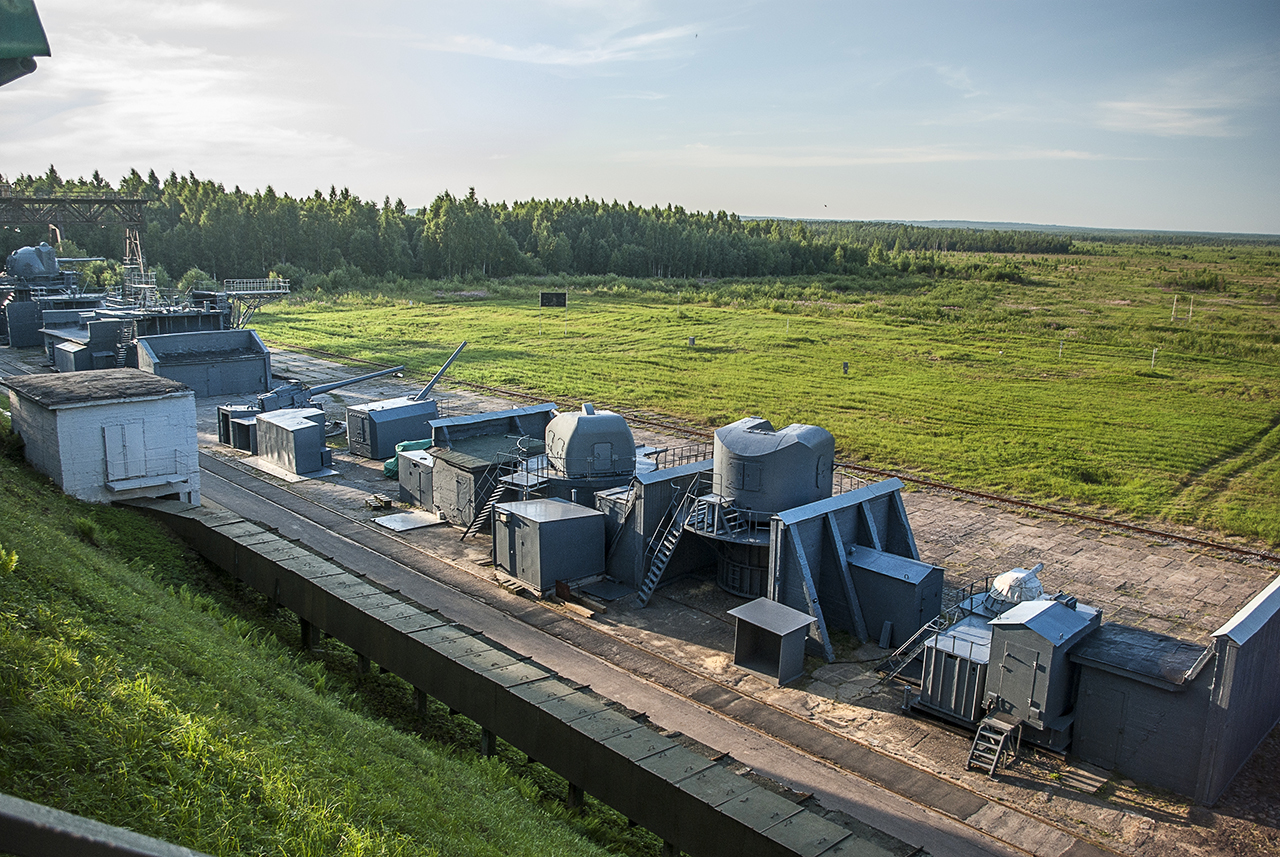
[3, 166, 1078, 285]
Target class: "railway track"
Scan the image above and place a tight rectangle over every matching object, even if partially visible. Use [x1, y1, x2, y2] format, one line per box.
[264, 340, 1280, 568]
[199, 452, 1111, 857]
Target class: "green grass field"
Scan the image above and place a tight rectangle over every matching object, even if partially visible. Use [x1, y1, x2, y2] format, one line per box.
[253, 245, 1280, 544]
[0, 420, 655, 857]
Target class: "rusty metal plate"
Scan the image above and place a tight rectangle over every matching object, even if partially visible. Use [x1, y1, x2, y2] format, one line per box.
[509, 677, 579, 705]
[718, 788, 803, 833]
[538, 692, 609, 724]
[569, 709, 641, 743]
[763, 811, 851, 857]
[386, 612, 446, 634]
[483, 661, 551, 688]
[454, 648, 522, 675]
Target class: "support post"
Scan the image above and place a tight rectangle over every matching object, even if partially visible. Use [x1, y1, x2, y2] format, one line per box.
[566, 783, 585, 809]
[299, 618, 319, 650]
[357, 654, 372, 675]
[826, 512, 868, 642]
[480, 727, 497, 758]
[791, 531, 835, 662]
[413, 688, 428, 716]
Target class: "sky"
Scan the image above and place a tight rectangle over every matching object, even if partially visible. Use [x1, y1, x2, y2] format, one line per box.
[4, 0, 1279, 234]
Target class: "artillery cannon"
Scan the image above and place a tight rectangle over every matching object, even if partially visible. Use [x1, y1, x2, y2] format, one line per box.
[257, 364, 405, 412]
[346, 341, 467, 459]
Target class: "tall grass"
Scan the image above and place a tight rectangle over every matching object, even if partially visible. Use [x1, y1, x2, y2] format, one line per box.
[254, 244, 1280, 543]
[0, 418, 627, 856]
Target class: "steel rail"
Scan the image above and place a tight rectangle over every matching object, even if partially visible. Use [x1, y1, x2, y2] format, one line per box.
[198, 454, 1118, 857]
[261, 340, 1280, 566]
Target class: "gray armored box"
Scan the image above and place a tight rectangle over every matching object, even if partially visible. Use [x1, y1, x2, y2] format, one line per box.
[493, 498, 605, 595]
[136, 329, 271, 397]
[918, 614, 993, 724]
[217, 404, 259, 453]
[346, 396, 439, 460]
[986, 599, 1100, 747]
[847, 544, 943, 648]
[54, 341, 92, 372]
[256, 407, 331, 475]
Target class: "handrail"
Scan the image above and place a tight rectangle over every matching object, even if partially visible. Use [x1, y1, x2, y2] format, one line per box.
[0, 791, 211, 857]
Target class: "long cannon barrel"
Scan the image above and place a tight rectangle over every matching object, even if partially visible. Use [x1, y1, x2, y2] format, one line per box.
[414, 341, 467, 401]
[309, 365, 405, 396]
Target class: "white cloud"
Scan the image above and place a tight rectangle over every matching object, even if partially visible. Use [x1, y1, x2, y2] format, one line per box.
[1097, 100, 1234, 137]
[420, 24, 699, 66]
[934, 64, 983, 98]
[1094, 52, 1278, 138]
[611, 90, 668, 100]
[1, 19, 358, 187]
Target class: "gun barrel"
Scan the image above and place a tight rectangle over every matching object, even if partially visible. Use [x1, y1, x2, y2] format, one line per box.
[308, 365, 405, 396]
[414, 341, 467, 401]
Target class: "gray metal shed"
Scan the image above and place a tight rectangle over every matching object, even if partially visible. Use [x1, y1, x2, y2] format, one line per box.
[397, 448, 435, 505]
[492, 498, 605, 595]
[136, 329, 271, 397]
[346, 395, 438, 460]
[847, 544, 943, 649]
[1070, 623, 1214, 795]
[986, 599, 1101, 749]
[918, 614, 993, 725]
[727, 597, 814, 686]
[255, 408, 331, 476]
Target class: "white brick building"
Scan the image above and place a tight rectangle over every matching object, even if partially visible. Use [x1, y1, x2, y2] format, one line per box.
[5, 369, 199, 504]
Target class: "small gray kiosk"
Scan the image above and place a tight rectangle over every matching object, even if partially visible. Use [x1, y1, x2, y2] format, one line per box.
[492, 498, 605, 595]
[727, 597, 814, 686]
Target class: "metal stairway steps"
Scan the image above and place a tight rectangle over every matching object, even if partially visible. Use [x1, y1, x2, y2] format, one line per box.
[967, 716, 1021, 776]
[460, 468, 512, 541]
[874, 614, 949, 686]
[636, 491, 695, 607]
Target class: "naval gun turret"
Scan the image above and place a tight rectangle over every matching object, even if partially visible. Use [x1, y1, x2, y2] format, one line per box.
[256, 364, 406, 412]
[346, 341, 467, 459]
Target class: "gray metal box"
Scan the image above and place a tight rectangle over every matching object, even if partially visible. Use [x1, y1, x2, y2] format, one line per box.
[398, 448, 435, 505]
[918, 613, 992, 724]
[256, 407, 331, 475]
[727, 598, 813, 686]
[5, 300, 42, 348]
[346, 396, 438, 459]
[493, 498, 605, 594]
[986, 599, 1100, 743]
[847, 544, 943, 648]
[54, 341, 92, 372]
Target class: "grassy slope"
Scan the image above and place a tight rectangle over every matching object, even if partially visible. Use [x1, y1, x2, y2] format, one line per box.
[0, 431, 617, 857]
[254, 245, 1280, 543]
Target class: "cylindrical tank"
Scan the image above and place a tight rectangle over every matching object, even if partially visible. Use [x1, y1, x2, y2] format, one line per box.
[544, 404, 636, 478]
[711, 417, 834, 514]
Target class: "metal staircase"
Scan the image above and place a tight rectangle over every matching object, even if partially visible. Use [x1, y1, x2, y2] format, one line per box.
[460, 464, 513, 541]
[115, 319, 137, 367]
[967, 715, 1022, 776]
[636, 490, 696, 607]
[874, 614, 950, 686]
